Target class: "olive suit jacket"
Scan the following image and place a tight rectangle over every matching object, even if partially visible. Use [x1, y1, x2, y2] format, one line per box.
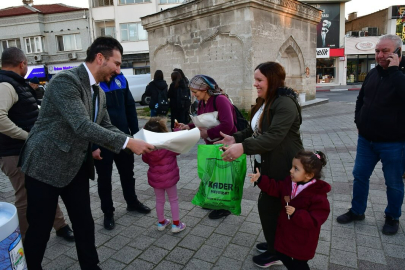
[19, 64, 128, 187]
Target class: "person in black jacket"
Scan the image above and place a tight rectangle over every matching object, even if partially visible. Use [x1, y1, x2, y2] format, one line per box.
[144, 70, 168, 116]
[93, 73, 151, 230]
[168, 71, 190, 130]
[337, 34, 405, 235]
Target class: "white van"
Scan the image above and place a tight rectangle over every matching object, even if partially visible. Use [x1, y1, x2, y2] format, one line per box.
[126, 74, 151, 105]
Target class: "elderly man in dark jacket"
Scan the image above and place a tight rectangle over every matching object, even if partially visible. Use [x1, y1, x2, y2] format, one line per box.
[93, 73, 151, 230]
[337, 34, 405, 235]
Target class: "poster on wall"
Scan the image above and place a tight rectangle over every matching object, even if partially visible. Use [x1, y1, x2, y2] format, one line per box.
[392, 6, 405, 44]
[311, 3, 340, 48]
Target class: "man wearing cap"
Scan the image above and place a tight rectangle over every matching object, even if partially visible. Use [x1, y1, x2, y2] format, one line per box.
[0, 47, 74, 242]
[28, 76, 44, 100]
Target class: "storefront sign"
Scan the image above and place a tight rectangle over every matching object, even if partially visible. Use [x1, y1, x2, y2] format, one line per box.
[316, 48, 330, 58]
[346, 37, 380, 55]
[24, 65, 46, 79]
[311, 3, 340, 48]
[355, 41, 376, 51]
[48, 62, 81, 74]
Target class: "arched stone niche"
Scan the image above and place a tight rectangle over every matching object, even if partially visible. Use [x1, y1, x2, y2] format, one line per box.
[276, 36, 306, 94]
[153, 43, 186, 81]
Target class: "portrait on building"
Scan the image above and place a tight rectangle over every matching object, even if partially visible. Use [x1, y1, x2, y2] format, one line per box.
[313, 3, 340, 48]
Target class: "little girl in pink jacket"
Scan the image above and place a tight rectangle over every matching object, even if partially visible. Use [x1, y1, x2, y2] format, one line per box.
[141, 117, 186, 233]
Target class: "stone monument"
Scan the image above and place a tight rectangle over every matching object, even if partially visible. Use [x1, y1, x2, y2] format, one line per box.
[141, 0, 321, 108]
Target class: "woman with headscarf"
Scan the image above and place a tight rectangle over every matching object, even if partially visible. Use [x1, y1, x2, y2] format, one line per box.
[176, 75, 237, 219]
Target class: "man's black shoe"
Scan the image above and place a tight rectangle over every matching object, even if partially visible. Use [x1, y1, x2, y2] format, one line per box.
[252, 251, 283, 268]
[208, 209, 231, 219]
[336, 210, 365, 224]
[56, 225, 75, 242]
[382, 216, 399, 235]
[104, 214, 115, 230]
[256, 242, 268, 253]
[127, 201, 151, 214]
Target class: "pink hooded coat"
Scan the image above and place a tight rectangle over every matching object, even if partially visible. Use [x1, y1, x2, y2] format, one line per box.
[142, 149, 180, 189]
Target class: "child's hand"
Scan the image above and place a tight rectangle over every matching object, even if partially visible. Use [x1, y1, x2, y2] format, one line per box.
[285, 205, 295, 216]
[248, 168, 261, 183]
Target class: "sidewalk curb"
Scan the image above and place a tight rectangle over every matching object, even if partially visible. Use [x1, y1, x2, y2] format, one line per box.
[316, 88, 360, 92]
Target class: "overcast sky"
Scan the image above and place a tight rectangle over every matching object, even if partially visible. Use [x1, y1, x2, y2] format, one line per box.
[1, 0, 405, 19]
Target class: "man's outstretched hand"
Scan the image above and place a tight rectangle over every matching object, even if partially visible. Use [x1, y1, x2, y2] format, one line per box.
[126, 138, 155, 155]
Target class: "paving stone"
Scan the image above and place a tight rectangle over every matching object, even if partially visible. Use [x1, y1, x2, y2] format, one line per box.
[222, 243, 250, 261]
[205, 233, 233, 249]
[316, 240, 331, 255]
[382, 243, 405, 259]
[154, 260, 184, 270]
[238, 221, 262, 235]
[99, 258, 127, 270]
[332, 226, 355, 240]
[199, 216, 223, 227]
[139, 245, 169, 264]
[357, 246, 387, 264]
[357, 260, 388, 270]
[124, 259, 155, 270]
[183, 258, 213, 270]
[166, 247, 195, 265]
[43, 243, 71, 260]
[329, 248, 358, 268]
[356, 234, 382, 249]
[231, 232, 257, 247]
[153, 234, 181, 250]
[180, 215, 202, 228]
[190, 224, 216, 238]
[178, 234, 206, 251]
[309, 253, 329, 270]
[112, 246, 142, 264]
[212, 256, 243, 269]
[43, 254, 75, 270]
[331, 236, 356, 252]
[96, 246, 116, 263]
[215, 223, 240, 236]
[355, 224, 380, 237]
[194, 245, 223, 263]
[127, 235, 155, 250]
[104, 235, 131, 250]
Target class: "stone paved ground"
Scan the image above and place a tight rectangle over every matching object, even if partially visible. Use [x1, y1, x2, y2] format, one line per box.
[1, 101, 405, 269]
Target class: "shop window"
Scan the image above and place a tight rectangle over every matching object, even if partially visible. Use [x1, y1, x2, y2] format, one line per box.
[316, 58, 336, 83]
[134, 67, 150, 74]
[57, 34, 82, 51]
[24, 36, 44, 54]
[346, 54, 376, 84]
[120, 23, 148, 42]
[93, 0, 114, 7]
[0, 39, 21, 54]
[101, 27, 115, 38]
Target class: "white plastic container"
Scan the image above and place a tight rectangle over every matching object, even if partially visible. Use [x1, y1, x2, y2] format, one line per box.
[0, 202, 27, 270]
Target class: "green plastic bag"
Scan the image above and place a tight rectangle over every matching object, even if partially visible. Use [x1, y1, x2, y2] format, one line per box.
[192, 144, 247, 215]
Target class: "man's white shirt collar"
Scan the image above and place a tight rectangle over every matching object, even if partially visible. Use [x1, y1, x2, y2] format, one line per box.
[83, 62, 97, 91]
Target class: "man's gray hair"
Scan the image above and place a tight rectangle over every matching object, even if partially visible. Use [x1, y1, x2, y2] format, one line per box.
[378, 34, 403, 49]
[1, 47, 26, 67]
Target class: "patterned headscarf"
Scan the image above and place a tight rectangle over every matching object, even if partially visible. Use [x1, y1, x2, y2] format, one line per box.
[188, 75, 223, 96]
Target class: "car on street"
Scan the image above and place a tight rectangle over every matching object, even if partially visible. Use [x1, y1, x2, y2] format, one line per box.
[126, 74, 151, 105]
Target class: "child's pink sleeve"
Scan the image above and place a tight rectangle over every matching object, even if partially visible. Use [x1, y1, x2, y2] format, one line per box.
[141, 153, 149, 164]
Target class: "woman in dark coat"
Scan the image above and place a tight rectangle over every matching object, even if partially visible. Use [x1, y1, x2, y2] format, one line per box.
[217, 62, 303, 267]
[144, 70, 168, 116]
[168, 71, 190, 130]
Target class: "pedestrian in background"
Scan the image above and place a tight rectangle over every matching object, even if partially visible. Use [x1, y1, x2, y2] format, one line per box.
[28, 76, 44, 100]
[144, 70, 168, 116]
[93, 72, 151, 231]
[168, 71, 190, 130]
[337, 34, 405, 235]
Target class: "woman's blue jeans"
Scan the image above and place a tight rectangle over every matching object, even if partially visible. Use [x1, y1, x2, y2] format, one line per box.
[351, 135, 405, 219]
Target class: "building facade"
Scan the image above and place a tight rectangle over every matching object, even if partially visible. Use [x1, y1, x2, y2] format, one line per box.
[0, 3, 91, 81]
[142, 0, 321, 109]
[88, 0, 185, 75]
[299, 0, 349, 86]
[345, 5, 405, 84]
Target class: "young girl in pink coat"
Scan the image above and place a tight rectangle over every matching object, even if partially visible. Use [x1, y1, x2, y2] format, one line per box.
[250, 150, 331, 270]
[142, 117, 186, 233]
